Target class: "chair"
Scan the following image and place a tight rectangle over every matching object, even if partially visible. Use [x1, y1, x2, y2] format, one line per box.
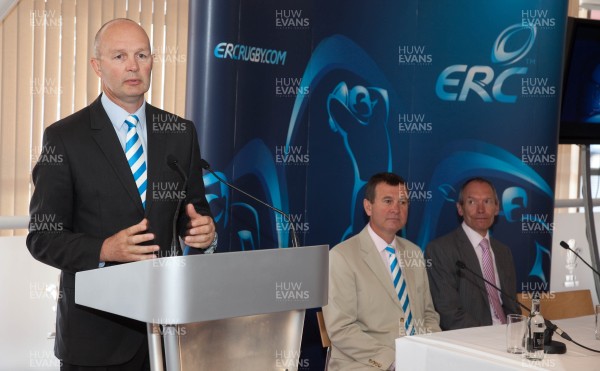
[516, 289, 595, 320]
[316, 311, 331, 370]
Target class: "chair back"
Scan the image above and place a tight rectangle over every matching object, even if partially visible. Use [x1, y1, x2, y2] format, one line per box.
[316, 310, 331, 347]
[516, 289, 594, 320]
[316, 310, 331, 370]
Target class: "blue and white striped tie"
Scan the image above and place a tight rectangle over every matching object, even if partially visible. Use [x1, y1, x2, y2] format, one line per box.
[385, 246, 414, 335]
[124, 114, 147, 208]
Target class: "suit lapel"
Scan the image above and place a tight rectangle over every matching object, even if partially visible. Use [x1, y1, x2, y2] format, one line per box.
[490, 238, 508, 293]
[359, 229, 403, 310]
[455, 228, 488, 301]
[144, 104, 167, 216]
[89, 97, 145, 215]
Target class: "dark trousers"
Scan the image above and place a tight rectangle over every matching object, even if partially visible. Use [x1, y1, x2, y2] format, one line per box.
[60, 342, 150, 371]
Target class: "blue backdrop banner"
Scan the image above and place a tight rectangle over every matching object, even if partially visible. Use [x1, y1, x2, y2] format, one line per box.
[186, 2, 567, 365]
[187, 0, 567, 293]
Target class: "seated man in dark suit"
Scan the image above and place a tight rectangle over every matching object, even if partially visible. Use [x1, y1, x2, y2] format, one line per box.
[425, 177, 520, 330]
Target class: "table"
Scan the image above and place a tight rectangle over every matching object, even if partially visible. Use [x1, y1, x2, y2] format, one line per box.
[395, 315, 600, 370]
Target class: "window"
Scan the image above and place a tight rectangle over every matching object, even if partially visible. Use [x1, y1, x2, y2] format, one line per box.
[0, 0, 189, 236]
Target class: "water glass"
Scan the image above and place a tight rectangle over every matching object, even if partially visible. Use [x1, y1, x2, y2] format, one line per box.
[506, 314, 527, 354]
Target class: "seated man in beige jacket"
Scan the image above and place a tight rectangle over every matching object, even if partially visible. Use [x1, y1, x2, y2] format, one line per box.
[323, 172, 441, 370]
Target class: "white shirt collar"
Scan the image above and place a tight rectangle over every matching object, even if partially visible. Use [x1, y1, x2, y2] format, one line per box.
[461, 221, 490, 249]
[367, 224, 396, 253]
[101, 93, 146, 131]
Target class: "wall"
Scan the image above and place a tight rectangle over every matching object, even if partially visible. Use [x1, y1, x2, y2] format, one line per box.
[0, 236, 59, 370]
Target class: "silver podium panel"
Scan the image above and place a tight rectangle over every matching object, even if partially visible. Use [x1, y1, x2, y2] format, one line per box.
[75, 245, 328, 324]
[75, 245, 328, 370]
[179, 310, 305, 371]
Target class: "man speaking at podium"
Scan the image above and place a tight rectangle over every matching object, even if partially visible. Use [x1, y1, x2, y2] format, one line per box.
[27, 19, 216, 370]
[323, 173, 440, 370]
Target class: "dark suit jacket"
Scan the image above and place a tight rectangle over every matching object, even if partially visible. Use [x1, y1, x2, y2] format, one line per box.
[26, 96, 212, 366]
[424, 227, 520, 331]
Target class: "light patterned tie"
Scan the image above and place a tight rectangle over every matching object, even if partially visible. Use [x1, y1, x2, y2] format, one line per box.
[480, 238, 506, 324]
[124, 114, 147, 208]
[385, 246, 415, 335]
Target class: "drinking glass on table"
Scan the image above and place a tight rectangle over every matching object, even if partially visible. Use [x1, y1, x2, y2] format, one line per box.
[506, 314, 527, 354]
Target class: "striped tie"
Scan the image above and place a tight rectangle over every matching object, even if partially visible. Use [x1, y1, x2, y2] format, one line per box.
[385, 246, 414, 335]
[124, 114, 147, 208]
[480, 238, 506, 324]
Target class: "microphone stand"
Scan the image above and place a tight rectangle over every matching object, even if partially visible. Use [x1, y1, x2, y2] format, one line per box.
[167, 156, 189, 257]
[455, 261, 568, 354]
[200, 159, 300, 248]
[559, 240, 600, 277]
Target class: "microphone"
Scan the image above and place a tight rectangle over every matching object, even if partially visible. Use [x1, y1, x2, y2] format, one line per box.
[455, 260, 570, 353]
[199, 159, 300, 248]
[455, 261, 529, 313]
[167, 155, 188, 257]
[559, 240, 600, 277]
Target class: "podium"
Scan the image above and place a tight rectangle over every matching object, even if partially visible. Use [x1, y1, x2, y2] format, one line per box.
[75, 245, 329, 371]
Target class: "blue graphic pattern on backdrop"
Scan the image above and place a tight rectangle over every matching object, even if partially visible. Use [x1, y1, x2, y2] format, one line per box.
[327, 82, 392, 240]
[188, 2, 567, 368]
[202, 139, 289, 249]
[190, 0, 567, 292]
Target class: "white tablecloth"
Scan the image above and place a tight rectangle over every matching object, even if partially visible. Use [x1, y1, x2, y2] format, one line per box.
[395, 315, 600, 371]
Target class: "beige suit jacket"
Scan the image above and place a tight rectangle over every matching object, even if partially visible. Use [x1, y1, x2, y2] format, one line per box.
[323, 226, 441, 370]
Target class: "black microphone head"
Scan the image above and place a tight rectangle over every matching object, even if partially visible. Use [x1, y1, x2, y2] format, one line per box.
[167, 154, 178, 170]
[456, 260, 466, 269]
[559, 241, 570, 250]
[199, 158, 211, 170]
